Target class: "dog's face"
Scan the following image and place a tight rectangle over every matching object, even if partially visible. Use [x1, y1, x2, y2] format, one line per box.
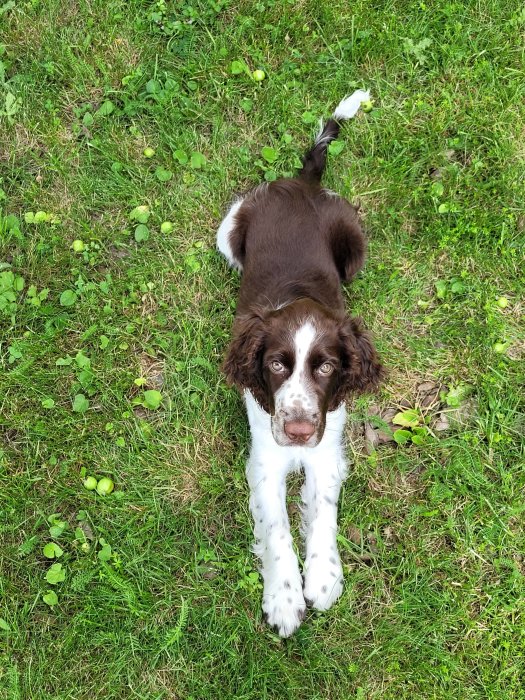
[223, 299, 383, 447]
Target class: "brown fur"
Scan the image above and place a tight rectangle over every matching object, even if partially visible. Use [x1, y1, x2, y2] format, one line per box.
[222, 177, 383, 417]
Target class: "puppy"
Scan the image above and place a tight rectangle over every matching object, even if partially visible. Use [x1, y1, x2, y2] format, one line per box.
[217, 90, 383, 636]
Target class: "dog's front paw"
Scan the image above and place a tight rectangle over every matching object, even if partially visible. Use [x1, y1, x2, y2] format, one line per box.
[303, 553, 344, 611]
[262, 579, 306, 637]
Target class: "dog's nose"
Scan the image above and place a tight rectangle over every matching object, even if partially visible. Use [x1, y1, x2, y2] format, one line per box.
[284, 420, 316, 443]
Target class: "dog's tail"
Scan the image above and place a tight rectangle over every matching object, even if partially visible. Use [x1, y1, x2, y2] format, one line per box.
[298, 89, 370, 184]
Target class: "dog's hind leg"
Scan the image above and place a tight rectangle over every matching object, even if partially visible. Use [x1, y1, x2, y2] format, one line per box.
[216, 197, 248, 272]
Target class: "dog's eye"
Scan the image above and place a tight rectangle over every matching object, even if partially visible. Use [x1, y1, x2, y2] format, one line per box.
[318, 362, 334, 376]
[269, 360, 285, 373]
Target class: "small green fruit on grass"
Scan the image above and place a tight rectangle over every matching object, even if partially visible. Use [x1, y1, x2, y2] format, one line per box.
[143, 147, 155, 158]
[83, 476, 98, 490]
[493, 342, 507, 354]
[252, 69, 266, 81]
[96, 477, 115, 495]
[160, 221, 174, 234]
[72, 240, 85, 253]
[496, 296, 508, 308]
[361, 99, 374, 113]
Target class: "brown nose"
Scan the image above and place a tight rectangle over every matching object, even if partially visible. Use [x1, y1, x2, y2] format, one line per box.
[284, 420, 316, 443]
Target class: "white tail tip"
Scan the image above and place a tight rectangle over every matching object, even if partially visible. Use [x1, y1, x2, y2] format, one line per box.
[333, 89, 370, 121]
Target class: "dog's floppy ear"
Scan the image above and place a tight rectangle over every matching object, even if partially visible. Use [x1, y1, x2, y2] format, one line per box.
[330, 316, 383, 407]
[222, 313, 268, 407]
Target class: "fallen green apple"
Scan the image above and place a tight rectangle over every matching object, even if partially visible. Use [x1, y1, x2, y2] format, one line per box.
[160, 221, 174, 234]
[83, 476, 98, 490]
[96, 477, 115, 495]
[72, 240, 85, 253]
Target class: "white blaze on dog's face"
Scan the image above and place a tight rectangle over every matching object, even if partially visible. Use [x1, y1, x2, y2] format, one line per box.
[271, 322, 320, 446]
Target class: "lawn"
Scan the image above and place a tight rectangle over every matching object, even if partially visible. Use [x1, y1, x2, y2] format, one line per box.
[1, 0, 524, 698]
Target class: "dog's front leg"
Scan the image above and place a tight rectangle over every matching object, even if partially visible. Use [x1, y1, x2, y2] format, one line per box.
[301, 405, 347, 610]
[245, 394, 306, 637]
[247, 454, 306, 637]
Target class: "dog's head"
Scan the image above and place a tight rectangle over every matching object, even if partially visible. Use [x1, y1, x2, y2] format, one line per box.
[223, 299, 383, 447]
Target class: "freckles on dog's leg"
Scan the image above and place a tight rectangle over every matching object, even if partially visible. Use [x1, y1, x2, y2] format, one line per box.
[245, 392, 306, 637]
[301, 405, 347, 611]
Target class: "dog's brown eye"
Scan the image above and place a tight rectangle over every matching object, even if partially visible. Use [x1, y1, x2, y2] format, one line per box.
[318, 362, 334, 376]
[270, 360, 285, 373]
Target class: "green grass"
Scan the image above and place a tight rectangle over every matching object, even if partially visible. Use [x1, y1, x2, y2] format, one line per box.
[1, 0, 524, 697]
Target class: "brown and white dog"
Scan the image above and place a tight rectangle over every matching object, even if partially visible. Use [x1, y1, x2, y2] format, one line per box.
[217, 91, 383, 636]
